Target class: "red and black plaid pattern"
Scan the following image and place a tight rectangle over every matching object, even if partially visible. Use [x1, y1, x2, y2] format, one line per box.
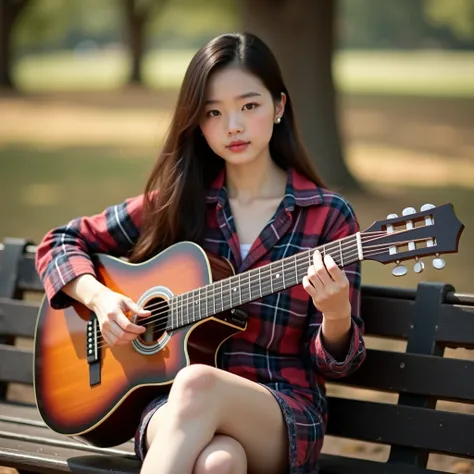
[36, 168, 366, 472]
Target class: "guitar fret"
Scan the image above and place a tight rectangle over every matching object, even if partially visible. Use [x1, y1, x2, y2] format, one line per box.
[294, 257, 298, 285]
[213, 283, 216, 315]
[219, 280, 223, 312]
[200, 287, 205, 322]
[175, 296, 179, 329]
[248, 272, 252, 301]
[238, 275, 242, 305]
[270, 265, 274, 293]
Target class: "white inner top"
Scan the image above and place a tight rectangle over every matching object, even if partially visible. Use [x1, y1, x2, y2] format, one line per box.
[240, 243, 252, 260]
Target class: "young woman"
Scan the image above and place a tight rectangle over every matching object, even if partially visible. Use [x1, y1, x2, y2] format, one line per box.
[36, 32, 366, 474]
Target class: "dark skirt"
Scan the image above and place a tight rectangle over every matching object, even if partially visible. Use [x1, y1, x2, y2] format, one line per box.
[134, 385, 325, 474]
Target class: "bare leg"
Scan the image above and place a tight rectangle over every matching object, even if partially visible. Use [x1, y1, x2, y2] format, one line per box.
[140, 364, 288, 474]
[193, 435, 247, 474]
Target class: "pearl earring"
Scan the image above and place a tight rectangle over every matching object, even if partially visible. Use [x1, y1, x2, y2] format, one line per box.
[275, 117, 281, 124]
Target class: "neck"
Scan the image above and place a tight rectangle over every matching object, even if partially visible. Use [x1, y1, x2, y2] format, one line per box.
[225, 154, 286, 204]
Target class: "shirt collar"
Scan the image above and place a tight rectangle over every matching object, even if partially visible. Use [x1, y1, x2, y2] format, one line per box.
[205, 167, 323, 210]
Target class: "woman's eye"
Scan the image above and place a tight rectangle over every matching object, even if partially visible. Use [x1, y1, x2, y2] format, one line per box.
[243, 103, 259, 111]
[206, 110, 220, 117]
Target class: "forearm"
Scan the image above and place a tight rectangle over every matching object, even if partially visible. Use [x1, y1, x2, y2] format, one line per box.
[62, 274, 109, 310]
[320, 309, 352, 361]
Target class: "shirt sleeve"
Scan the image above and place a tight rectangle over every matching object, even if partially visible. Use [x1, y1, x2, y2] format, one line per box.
[305, 199, 366, 379]
[35, 194, 145, 309]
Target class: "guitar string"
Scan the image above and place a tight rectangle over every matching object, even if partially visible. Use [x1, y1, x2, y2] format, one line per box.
[94, 236, 433, 349]
[94, 239, 429, 349]
[116, 228, 414, 317]
[136, 237, 427, 329]
[110, 227, 429, 320]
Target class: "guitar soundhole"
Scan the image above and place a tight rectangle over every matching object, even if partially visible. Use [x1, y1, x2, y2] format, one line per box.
[139, 297, 169, 345]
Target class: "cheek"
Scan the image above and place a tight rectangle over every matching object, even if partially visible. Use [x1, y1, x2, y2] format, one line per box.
[251, 111, 274, 141]
[200, 122, 219, 148]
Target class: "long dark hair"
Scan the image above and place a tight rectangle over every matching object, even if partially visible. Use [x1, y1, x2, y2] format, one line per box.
[130, 32, 325, 262]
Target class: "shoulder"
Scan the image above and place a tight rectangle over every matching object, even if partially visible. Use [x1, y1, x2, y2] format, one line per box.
[288, 168, 357, 222]
[315, 188, 358, 223]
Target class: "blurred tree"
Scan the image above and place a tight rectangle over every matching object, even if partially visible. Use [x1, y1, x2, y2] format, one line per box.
[425, 0, 474, 41]
[339, 0, 474, 49]
[0, 0, 30, 88]
[340, 0, 431, 49]
[123, 0, 169, 84]
[240, 0, 359, 190]
[14, 0, 119, 52]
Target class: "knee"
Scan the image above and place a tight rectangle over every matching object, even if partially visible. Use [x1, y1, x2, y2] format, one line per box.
[194, 435, 247, 474]
[168, 364, 218, 419]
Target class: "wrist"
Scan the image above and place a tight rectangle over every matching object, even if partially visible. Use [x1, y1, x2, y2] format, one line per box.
[63, 274, 109, 311]
[322, 304, 351, 322]
[320, 315, 352, 361]
[86, 286, 109, 312]
[321, 312, 351, 345]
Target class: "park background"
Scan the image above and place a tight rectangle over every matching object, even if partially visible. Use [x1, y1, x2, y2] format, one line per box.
[0, 0, 473, 472]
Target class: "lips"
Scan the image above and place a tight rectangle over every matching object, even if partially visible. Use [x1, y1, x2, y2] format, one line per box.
[227, 140, 250, 153]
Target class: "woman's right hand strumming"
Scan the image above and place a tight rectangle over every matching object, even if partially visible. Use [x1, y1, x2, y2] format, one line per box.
[89, 288, 150, 346]
[63, 274, 150, 346]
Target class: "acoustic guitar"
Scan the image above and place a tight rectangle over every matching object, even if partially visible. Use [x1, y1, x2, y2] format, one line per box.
[33, 203, 464, 447]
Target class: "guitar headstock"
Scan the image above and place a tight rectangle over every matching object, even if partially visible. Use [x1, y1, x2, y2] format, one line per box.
[362, 203, 464, 276]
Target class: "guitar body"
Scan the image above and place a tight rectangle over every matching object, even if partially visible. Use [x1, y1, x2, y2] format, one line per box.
[33, 242, 242, 447]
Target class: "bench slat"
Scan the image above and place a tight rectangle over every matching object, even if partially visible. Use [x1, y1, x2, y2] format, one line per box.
[0, 402, 135, 454]
[436, 304, 474, 348]
[0, 345, 33, 384]
[0, 401, 42, 421]
[0, 298, 39, 338]
[0, 437, 140, 474]
[17, 251, 44, 293]
[362, 296, 414, 339]
[334, 349, 474, 402]
[327, 397, 474, 457]
[320, 453, 446, 474]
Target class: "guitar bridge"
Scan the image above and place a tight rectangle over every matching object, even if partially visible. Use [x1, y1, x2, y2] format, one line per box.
[86, 314, 101, 386]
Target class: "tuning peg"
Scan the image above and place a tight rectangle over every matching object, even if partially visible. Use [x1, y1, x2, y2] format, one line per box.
[392, 260, 407, 277]
[414, 258, 424, 274]
[421, 203, 435, 211]
[402, 207, 417, 216]
[433, 254, 446, 270]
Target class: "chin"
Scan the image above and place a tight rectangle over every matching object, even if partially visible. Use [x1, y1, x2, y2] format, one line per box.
[223, 155, 258, 166]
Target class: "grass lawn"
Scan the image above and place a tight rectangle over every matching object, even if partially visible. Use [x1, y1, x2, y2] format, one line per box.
[12, 49, 474, 98]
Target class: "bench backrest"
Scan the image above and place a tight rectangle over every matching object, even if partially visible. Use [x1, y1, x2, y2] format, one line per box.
[328, 282, 474, 468]
[1, 238, 474, 469]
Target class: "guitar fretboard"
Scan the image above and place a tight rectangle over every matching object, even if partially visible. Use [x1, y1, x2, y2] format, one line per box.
[164, 233, 362, 331]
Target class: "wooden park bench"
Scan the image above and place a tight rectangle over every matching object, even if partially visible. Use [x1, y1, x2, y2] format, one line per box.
[1, 237, 474, 473]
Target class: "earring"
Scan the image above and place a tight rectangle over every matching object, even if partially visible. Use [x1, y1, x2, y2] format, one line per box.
[275, 116, 281, 124]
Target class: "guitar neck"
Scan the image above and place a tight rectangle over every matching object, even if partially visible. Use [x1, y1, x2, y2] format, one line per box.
[167, 233, 362, 330]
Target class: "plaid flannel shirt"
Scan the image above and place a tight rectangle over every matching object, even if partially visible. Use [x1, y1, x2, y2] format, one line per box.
[36, 167, 366, 471]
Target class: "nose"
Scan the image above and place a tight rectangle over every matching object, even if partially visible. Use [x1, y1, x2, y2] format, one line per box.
[227, 113, 243, 135]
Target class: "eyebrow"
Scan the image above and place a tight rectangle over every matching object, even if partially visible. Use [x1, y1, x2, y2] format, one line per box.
[205, 92, 262, 105]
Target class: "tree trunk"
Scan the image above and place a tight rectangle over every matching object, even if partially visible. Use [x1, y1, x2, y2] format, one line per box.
[240, 0, 360, 191]
[0, 0, 30, 89]
[124, 0, 145, 84]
